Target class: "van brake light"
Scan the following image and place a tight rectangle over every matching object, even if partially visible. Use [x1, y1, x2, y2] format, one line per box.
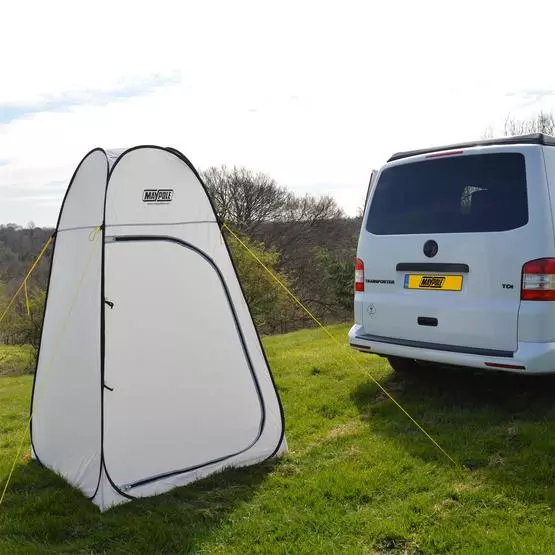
[425, 150, 464, 158]
[355, 258, 364, 292]
[521, 258, 555, 301]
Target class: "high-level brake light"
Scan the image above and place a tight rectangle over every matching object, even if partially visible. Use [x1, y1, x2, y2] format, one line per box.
[425, 150, 464, 158]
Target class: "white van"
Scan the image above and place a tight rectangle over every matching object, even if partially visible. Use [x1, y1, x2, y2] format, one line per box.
[348, 133, 555, 374]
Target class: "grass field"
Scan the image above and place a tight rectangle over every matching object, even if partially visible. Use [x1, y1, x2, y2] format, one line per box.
[0, 344, 34, 376]
[1, 325, 555, 554]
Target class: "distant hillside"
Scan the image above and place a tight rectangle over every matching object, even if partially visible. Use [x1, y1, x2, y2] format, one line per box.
[0, 217, 361, 334]
[0, 224, 54, 296]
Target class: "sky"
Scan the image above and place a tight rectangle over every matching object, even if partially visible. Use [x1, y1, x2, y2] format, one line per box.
[1, 0, 555, 227]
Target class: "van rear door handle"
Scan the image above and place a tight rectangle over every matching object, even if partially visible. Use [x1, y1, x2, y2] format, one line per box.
[397, 263, 469, 273]
[418, 317, 438, 327]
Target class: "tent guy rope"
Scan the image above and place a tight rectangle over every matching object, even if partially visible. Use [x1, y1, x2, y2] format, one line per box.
[222, 222, 461, 470]
[0, 235, 53, 326]
[23, 280, 30, 317]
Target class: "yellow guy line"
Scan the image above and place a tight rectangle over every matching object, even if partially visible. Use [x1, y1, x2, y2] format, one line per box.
[222, 223, 460, 469]
[0, 227, 101, 506]
[24, 280, 30, 317]
[0, 236, 53, 326]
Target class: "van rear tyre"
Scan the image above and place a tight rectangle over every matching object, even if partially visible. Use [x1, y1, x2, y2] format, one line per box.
[387, 356, 418, 373]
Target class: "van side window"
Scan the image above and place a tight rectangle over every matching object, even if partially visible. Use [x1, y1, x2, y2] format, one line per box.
[366, 153, 528, 235]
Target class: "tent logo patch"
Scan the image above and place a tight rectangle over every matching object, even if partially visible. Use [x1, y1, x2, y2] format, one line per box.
[142, 189, 174, 203]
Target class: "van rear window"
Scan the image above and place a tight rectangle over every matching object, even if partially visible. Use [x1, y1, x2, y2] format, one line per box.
[366, 153, 528, 235]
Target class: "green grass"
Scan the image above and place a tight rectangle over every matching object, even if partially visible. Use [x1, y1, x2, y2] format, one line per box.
[2, 324, 555, 553]
[0, 345, 35, 377]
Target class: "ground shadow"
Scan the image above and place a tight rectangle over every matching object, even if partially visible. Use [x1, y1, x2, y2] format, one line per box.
[351, 362, 555, 502]
[0, 457, 277, 553]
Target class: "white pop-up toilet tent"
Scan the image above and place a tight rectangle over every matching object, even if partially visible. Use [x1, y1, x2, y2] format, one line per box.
[30, 146, 286, 511]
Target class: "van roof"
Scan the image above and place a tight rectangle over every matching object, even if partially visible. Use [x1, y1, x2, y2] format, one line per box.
[388, 133, 555, 162]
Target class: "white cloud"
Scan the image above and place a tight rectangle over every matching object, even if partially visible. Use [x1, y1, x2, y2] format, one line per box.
[2, 0, 555, 225]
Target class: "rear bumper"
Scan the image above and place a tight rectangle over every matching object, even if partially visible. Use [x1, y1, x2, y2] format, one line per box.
[348, 324, 555, 374]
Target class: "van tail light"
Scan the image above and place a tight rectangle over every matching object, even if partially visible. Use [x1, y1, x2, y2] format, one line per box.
[521, 258, 555, 301]
[355, 258, 364, 292]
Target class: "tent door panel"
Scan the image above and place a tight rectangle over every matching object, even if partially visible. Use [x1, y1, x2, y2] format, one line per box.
[103, 237, 264, 491]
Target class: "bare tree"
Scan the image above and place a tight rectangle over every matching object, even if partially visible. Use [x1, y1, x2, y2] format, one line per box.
[202, 165, 293, 233]
[504, 110, 555, 136]
[201, 164, 349, 327]
[201, 165, 343, 234]
[481, 125, 495, 139]
[283, 193, 343, 225]
[482, 110, 555, 138]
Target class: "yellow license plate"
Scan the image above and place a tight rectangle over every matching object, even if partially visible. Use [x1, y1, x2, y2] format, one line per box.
[404, 274, 463, 291]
